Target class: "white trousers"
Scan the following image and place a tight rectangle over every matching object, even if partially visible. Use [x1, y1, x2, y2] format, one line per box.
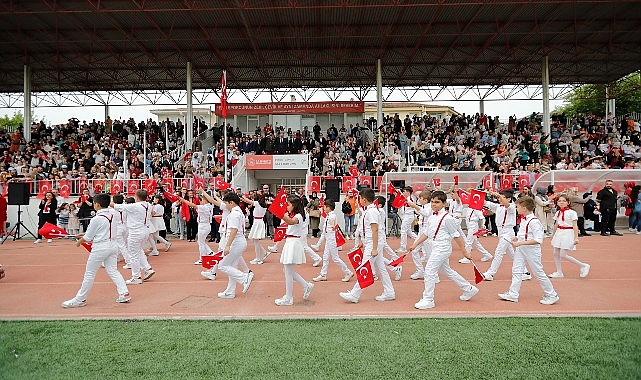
[400, 216, 417, 250]
[218, 239, 249, 295]
[466, 225, 491, 256]
[301, 236, 321, 262]
[349, 247, 395, 299]
[197, 223, 212, 257]
[115, 226, 128, 259]
[75, 244, 128, 301]
[508, 247, 556, 298]
[217, 235, 249, 273]
[420, 250, 472, 303]
[126, 231, 151, 279]
[485, 236, 515, 277]
[319, 239, 351, 277]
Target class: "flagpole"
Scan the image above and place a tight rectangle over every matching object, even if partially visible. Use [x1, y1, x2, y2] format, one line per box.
[222, 70, 229, 183]
[143, 130, 147, 178]
[224, 118, 228, 183]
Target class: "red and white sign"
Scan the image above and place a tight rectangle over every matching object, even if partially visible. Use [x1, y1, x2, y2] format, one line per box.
[308, 176, 321, 193]
[245, 154, 309, 170]
[342, 176, 356, 193]
[58, 179, 72, 198]
[215, 101, 364, 116]
[358, 176, 372, 187]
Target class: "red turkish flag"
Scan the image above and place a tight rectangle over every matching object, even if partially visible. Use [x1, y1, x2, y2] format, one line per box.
[334, 225, 346, 247]
[92, 179, 105, 194]
[77, 177, 89, 193]
[179, 178, 191, 190]
[473, 228, 491, 237]
[413, 183, 425, 192]
[469, 189, 486, 211]
[347, 247, 374, 289]
[342, 176, 356, 193]
[454, 175, 459, 185]
[37, 222, 69, 239]
[387, 183, 396, 194]
[143, 179, 157, 194]
[500, 174, 512, 190]
[81, 241, 92, 252]
[161, 178, 174, 193]
[111, 180, 123, 195]
[376, 176, 383, 192]
[482, 175, 492, 190]
[319, 195, 326, 218]
[458, 189, 470, 205]
[220, 70, 228, 119]
[163, 190, 180, 203]
[58, 179, 72, 198]
[308, 176, 321, 193]
[473, 262, 485, 284]
[358, 175, 372, 187]
[273, 225, 287, 242]
[388, 254, 406, 267]
[194, 176, 207, 191]
[202, 251, 224, 269]
[268, 187, 288, 219]
[391, 191, 407, 209]
[518, 174, 530, 192]
[37, 180, 52, 199]
[127, 179, 140, 196]
[349, 165, 359, 177]
[213, 177, 230, 190]
[433, 177, 441, 187]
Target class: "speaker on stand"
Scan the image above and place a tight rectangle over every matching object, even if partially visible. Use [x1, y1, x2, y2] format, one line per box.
[2, 182, 37, 244]
[324, 179, 341, 203]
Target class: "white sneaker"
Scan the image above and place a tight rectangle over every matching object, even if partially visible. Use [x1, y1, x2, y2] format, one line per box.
[637, 231, 641, 235]
[61, 298, 86, 308]
[34, 239, 42, 244]
[393, 266, 403, 281]
[262, 250, 272, 261]
[313, 275, 327, 282]
[165, 242, 172, 252]
[312, 258, 322, 267]
[483, 272, 494, 281]
[458, 257, 471, 264]
[142, 269, 155, 281]
[249, 258, 264, 265]
[548, 272, 564, 279]
[579, 264, 591, 278]
[397, 248, 408, 253]
[341, 272, 354, 282]
[47, 239, 53, 243]
[460, 286, 479, 301]
[125, 277, 143, 285]
[242, 271, 254, 293]
[375, 293, 395, 301]
[218, 292, 235, 299]
[339, 291, 359, 303]
[414, 298, 435, 309]
[275, 296, 293, 306]
[540, 294, 560, 305]
[201, 270, 217, 280]
[149, 251, 159, 256]
[410, 271, 424, 280]
[194, 259, 202, 265]
[629, 228, 636, 232]
[480, 253, 493, 262]
[498, 292, 518, 302]
[268, 245, 278, 253]
[122, 263, 131, 269]
[115, 293, 131, 303]
[523, 272, 532, 281]
[303, 282, 314, 300]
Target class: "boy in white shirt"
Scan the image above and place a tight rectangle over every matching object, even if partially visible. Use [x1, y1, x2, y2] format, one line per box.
[311, 199, 353, 282]
[397, 186, 418, 253]
[459, 206, 493, 263]
[407, 190, 433, 280]
[409, 190, 478, 310]
[62, 193, 130, 308]
[498, 196, 559, 305]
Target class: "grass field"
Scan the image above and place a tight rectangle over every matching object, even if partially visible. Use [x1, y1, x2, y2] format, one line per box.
[1, 318, 640, 379]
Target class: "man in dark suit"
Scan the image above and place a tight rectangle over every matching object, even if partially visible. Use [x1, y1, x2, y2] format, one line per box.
[596, 179, 622, 236]
[275, 131, 290, 154]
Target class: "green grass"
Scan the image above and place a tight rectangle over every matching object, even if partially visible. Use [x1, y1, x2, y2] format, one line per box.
[1, 318, 640, 379]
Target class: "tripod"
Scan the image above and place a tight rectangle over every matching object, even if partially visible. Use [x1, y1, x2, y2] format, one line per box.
[1, 205, 37, 244]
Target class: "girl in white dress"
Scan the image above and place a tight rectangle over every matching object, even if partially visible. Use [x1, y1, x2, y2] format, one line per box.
[148, 195, 171, 255]
[241, 194, 269, 264]
[549, 194, 590, 278]
[275, 195, 314, 306]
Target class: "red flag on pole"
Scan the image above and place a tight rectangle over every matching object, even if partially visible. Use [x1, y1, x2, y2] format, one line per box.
[268, 187, 288, 219]
[518, 174, 530, 192]
[319, 195, 326, 218]
[127, 179, 140, 196]
[473, 228, 491, 237]
[213, 177, 230, 191]
[37, 180, 52, 199]
[388, 254, 406, 267]
[500, 174, 512, 190]
[221, 70, 228, 119]
[202, 251, 224, 269]
[194, 176, 207, 191]
[58, 179, 72, 198]
[473, 262, 485, 284]
[163, 190, 180, 203]
[347, 247, 374, 289]
[458, 189, 470, 205]
[334, 225, 346, 247]
[391, 190, 407, 208]
[37, 222, 69, 239]
[387, 183, 396, 194]
[469, 189, 486, 211]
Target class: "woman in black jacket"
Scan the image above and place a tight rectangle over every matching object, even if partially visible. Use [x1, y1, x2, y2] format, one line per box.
[35, 191, 58, 243]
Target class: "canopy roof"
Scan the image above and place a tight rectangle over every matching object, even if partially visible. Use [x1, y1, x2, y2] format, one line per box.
[1, 1, 640, 93]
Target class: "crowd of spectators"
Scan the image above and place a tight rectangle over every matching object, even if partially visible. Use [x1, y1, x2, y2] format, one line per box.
[1, 110, 640, 195]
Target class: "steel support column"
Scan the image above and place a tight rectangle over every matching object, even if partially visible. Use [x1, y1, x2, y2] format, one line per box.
[186, 61, 193, 150]
[479, 99, 485, 115]
[376, 59, 383, 142]
[542, 56, 550, 136]
[23, 65, 31, 141]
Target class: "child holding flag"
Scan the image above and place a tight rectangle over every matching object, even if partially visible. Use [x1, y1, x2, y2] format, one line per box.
[397, 186, 418, 253]
[407, 190, 434, 280]
[62, 193, 130, 308]
[409, 191, 478, 310]
[311, 199, 353, 282]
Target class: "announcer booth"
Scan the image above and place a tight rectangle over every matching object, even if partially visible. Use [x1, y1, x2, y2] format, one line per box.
[232, 154, 310, 194]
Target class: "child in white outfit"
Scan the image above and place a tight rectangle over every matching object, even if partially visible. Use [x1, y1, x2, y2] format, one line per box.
[311, 199, 353, 282]
[548, 194, 590, 278]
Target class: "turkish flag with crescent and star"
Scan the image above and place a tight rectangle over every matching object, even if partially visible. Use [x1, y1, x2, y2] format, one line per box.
[213, 177, 230, 190]
[518, 174, 530, 192]
[342, 176, 355, 193]
[349, 165, 359, 177]
[58, 179, 72, 198]
[127, 179, 140, 196]
[143, 179, 157, 194]
[469, 189, 486, 210]
[161, 178, 174, 193]
[273, 225, 287, 242]
[433, 177, 441, 187]
[202, 251, 224, 269]
[500, 174, 512, 190]
[111, 180, 123, 195]
[358, 175, 372, 187]
[37, 180, 52, 199]
[387, 183, 396, 194]
[92, 179, 105, 194]
[458, 189, 470, 205]
[194, 176, 207, 191]
[308, 176, 321, 193]
[482, 175, 492, 190]
[391, 190, 408, 209]
[77, 177, 89, 193]
[347, 247, 374, 289]
[37, 222, 69, 239]
[268, 187, 288, 219]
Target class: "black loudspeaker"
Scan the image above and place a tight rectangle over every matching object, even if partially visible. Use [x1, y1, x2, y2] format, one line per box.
[358, 184, 371, 191]
[391, 180, 405, 189]
[325, 179, 341, 202]
[8, 182, 30, 205]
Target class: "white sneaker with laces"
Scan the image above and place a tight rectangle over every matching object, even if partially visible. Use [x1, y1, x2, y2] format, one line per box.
[201, 270, 217, 280]
[194, 259, 202, 265]
[116, 293, 131, 303]
[218, 292, 235, 299]
[540, 294, 560, 305]
[242, 271, 254, 293]
[548, 272, 564, 279]
[523, 272, 532, 280]
[62, 298, 86, 308]
[47, 239, 53, 243]
[143, 269, 155, 281]
[414, 298, 435, 309]
[460, 286, 479, 301]
[149, 251, 159, 256]
[458, 257, 471, 264]
[341, 272, 354, 282]
[339, 291, 359, 303]
[480, 253, 493, 262]
[34, 239, 42, 244]
[125, 277, 143, 285]
[579, 264, 591, 278]
[313, 275, 327, 282]
[303, 282, 314, 300]
[275, 296, 293, 306]
[268, 245, 278, 253]
[410, 271, 424, 280]
[249, 258, 264, 265]
[393, 266, 403, 281]
[375, 293, 395, 302]
[312, 258, 322, 267]
[165, 242, 172, 252]
[483, 272, 494, 281]
[498, 292, 518, 303]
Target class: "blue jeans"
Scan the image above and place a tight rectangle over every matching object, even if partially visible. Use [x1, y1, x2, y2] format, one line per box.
[344, 214, 355, 236]
[632, 209, 641, 232]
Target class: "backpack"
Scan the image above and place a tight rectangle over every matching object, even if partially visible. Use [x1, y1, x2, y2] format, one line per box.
[342, 200, 353, 214]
